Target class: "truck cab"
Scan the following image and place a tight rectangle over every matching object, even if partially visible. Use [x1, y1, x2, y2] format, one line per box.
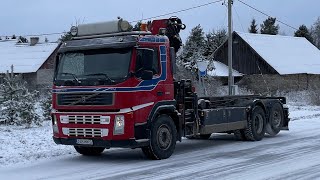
[52, 18, 184, 159]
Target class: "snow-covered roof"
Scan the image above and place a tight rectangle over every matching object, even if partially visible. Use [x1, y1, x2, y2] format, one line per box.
[236, 31, 320, 75]
[208, 60, 242, 77]
[0, 39, 59, 73]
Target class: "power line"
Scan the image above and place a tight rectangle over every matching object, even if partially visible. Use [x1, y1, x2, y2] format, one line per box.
[237, 0, 298, 31]
[0, 31, 66, 38]
[1, 0, 224, 37]
[130, 0, 224, 23]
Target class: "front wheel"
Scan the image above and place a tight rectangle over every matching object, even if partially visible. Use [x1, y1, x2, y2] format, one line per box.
[74, 146, 105, 156]
[142, 115, 177, 160]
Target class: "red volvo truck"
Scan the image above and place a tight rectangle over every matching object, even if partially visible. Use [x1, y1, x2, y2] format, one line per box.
[52, 17, 289, 160]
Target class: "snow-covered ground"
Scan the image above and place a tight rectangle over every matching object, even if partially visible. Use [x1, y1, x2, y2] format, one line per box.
[0, 121, 76, 167]
[1, 104, 320, 180]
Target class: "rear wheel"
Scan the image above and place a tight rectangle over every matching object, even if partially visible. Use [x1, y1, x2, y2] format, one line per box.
[244, 106, 266, 141]
[142, 115, 177, 160]
[266, 103, 284, 136]
[74, 146, 105, 156]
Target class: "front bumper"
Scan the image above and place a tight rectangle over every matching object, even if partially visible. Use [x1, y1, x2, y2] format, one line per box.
[53, 137, 149, 148]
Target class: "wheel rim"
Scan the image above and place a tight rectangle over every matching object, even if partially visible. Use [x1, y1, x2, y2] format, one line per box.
[157, 124, 172, 150]
[254, 114, 264, 134]
[272, 111, 282, 127]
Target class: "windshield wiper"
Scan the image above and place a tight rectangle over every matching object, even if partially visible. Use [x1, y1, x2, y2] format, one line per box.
[84, 73, 115, 83]
[58, 73, 81, 84]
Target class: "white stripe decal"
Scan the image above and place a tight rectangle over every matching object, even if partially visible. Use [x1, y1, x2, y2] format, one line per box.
[54, 102, 155, 115]
[119, 102, 155, 113]
[132, 102, 154, 111]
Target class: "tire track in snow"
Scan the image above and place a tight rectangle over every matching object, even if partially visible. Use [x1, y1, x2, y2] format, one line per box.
[91, 134, 320, 180]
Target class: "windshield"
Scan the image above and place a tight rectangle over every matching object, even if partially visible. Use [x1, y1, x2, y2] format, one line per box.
[55, 48, 132, 86]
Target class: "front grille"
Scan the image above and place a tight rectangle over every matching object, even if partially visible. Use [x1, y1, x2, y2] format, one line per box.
[57, 93, 113, 106]
[68, 115, 102, 124]
[62, 128, 108, 137]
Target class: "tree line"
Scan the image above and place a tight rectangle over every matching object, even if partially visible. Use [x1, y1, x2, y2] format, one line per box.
[249, 17, 320, 48]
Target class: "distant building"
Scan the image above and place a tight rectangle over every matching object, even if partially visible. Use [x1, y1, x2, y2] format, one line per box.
[0, 37, 60, 90]
[214, 32, 320, 93]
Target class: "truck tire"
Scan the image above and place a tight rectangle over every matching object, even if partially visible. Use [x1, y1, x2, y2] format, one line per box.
[266, 103, 284, 136]
[74, 146, 105, 156]
[244, 106, 266, 141]
[234, 129, 247, 141]
[142, 115, 177, 160]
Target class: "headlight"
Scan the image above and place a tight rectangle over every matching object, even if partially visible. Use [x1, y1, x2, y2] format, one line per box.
[114, 115, 125, 135]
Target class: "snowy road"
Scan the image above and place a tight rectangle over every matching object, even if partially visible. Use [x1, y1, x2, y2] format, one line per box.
[1, 106, 320, 180]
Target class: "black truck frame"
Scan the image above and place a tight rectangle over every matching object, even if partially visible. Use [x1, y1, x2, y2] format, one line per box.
[174, 80, 290, 141]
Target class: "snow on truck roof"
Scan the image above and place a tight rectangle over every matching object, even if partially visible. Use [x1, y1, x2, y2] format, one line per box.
[0, 39, 59, 73]
[236, 31, 320, 75]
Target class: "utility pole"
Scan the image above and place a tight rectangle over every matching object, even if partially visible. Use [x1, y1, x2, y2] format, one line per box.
[228, 0, 234, 95]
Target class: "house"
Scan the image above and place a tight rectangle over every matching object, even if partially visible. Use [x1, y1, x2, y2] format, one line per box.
[213, 32, 320, 93]
[0, 37, 60, 90]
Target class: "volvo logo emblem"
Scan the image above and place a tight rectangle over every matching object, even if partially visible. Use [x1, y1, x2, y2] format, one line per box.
[81, 96, 86, 103]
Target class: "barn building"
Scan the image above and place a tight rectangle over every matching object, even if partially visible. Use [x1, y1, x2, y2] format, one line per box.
[213, 32, 320, 93]
[0, 38, 60, 90]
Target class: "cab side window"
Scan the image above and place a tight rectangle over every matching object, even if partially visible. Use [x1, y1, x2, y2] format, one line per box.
[152, 48, 159, 75]
[135, 48, 160, 77]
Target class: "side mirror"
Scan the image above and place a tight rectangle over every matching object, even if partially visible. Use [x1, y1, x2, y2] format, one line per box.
[141, 70, 153, 80]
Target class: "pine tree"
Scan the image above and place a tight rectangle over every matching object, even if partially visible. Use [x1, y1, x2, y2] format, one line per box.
[0, 67, 40, 127]
[249, 19, 258, 33]
[311, 17, 320, 49]
[260, 17, 280, 35]
[18, 36, 28, 43]
[41, 91, 52, 121]
[60, 32, 72, 42]
[205, 28, 227, 57]
[12, 35, 16, 39]
[132, 21, 142, 31]
[294, 25, 314, 44]
[180, 24, 206, 62]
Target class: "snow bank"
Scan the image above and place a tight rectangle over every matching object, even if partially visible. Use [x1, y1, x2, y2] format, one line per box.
[0, 121, 75, 167]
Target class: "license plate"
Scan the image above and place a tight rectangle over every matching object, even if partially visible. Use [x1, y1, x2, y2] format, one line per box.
[76, 139, 93, 145]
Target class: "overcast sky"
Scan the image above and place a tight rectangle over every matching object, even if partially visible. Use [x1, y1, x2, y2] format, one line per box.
[0, 0, 319, 42]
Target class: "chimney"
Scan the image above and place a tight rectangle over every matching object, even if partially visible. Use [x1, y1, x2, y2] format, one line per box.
[30, 37, 39, 46]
